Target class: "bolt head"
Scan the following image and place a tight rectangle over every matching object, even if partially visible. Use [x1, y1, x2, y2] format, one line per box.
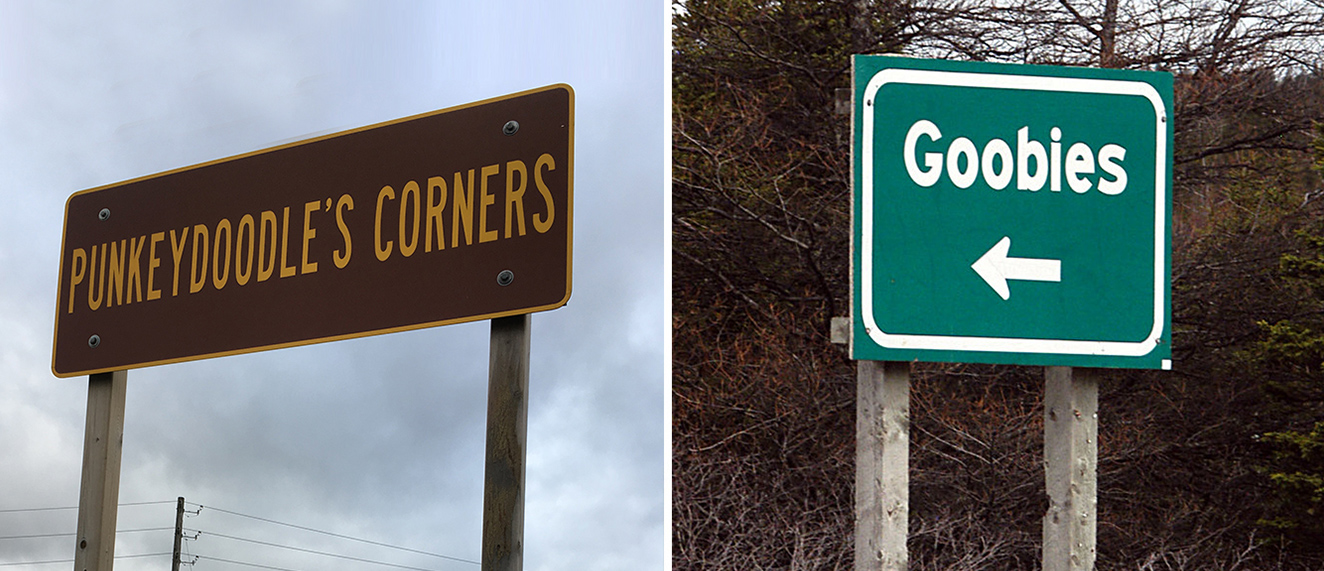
[502, 120, 519, 136]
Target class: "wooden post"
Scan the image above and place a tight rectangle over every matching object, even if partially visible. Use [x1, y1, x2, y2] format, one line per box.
[73, 370, 128, 571]
[1043, 366, 1098, 571]
[855, 360, 909, 571]
[481, 314, 531, 571]
[171, 497, 185, 571]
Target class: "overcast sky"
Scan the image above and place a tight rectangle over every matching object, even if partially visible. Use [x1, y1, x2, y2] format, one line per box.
[0, 3, 664, 571]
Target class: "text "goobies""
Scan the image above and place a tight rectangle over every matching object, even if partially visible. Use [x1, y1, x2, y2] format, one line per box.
[902, 119, 1128, 195]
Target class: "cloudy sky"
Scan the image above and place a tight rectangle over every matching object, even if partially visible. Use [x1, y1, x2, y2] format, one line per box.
[0, 3, 665, 571]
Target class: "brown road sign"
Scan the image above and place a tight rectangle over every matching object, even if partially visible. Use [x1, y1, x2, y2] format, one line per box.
[53, 85, 573, 377]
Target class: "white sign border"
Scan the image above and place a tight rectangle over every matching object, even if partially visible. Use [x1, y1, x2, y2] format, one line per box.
[860, 67, 1167, 359]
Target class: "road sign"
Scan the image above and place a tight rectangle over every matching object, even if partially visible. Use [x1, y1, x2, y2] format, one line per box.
[53, 84, 573, 377]
[851, 56, 1171, 369]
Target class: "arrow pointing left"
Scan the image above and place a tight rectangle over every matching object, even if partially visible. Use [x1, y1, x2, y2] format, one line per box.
[971, 236, 1062, 300]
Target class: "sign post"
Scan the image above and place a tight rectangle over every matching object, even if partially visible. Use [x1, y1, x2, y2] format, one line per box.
[1043, 367, 1099, 570]
[72, 370, 127, 571]
[481, 314, 531, 571]
[851, 55, 1171, 571]
[854, 360, 909, 571]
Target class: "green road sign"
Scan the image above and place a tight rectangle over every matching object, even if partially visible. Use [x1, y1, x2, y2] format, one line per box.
[851, 56, 1172, 369]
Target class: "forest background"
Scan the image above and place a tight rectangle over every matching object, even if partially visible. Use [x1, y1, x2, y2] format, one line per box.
[672, 0, 1324, 569]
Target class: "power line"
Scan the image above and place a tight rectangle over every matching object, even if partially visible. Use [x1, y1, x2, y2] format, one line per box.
[0, 533, 72, 541]
[191, 528, 449, 571]
[193, 554, 306, 571]
[0, 527, 173, 541]
[187, 503, 478, 566]
[0, 500, 175, 514]
[0, 552, 169, 567]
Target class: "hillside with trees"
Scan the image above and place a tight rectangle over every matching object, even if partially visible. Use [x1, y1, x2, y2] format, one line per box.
[672, 0, 1324, 568]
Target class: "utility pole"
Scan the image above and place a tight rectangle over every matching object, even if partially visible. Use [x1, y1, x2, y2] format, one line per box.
[171, 497, 185, 571]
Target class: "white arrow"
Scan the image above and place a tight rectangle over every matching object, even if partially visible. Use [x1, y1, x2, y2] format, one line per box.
[970, 236, 1061, 301]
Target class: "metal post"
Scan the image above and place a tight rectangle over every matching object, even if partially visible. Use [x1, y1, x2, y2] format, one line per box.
[855, 360, 909, 571]
[171, 497, 185, 571]
[1043, 366, 1098, 571]
[73, 370, 128, 571]
[481, 314, 531, 571]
